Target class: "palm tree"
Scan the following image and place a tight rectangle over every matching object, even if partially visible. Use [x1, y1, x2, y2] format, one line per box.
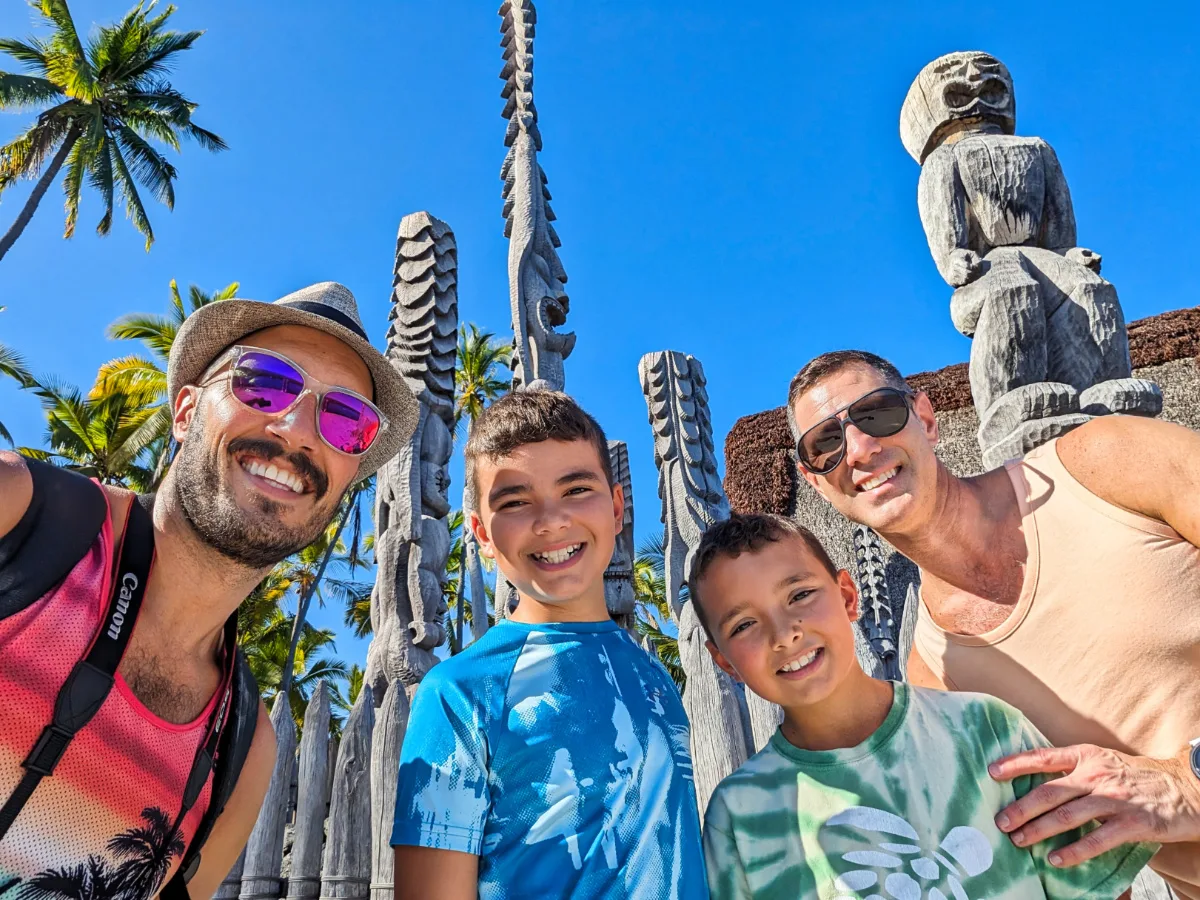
[108, 806, 185, 900]
[633, 534, 685, 689]
[20, 374, 160, 489]
[0, 0, 226, 261]
[18, 855, 123, 900]
[0, 310, 33, 445]
[274, 484, 371, 699]
[452, 324, 511, 648]
[332, 663, 364, 716]
[97, 278, 238, 486]
[241, 601, 348, 731]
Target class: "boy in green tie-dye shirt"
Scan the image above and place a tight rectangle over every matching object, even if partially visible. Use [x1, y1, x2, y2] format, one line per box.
[690, 513, 1156, 900]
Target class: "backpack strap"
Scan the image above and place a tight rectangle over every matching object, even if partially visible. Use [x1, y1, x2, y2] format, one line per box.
[0, 460, 108, 619]
[161, 649, 260, 900]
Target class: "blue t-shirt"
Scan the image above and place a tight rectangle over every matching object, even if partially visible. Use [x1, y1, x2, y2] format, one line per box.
[392, 618, 709, 899]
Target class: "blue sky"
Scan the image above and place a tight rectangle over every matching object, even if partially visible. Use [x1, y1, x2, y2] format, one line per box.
[2, 1, 1198, 670]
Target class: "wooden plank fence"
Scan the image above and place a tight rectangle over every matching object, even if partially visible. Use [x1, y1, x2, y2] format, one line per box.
[213, 683, 393, 900]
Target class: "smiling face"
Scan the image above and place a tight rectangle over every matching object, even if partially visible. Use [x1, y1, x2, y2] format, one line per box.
[470, 438, 623, 624]
[168, 324, 370, 569]
[791, 365, 940, 536]
[701, 534, 861, 710]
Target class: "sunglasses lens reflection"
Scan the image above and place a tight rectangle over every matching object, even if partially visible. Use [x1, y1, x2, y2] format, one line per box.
[800, 389, 910, 474]
[320, 391, 381, 456]
[230, 352, 304, 413]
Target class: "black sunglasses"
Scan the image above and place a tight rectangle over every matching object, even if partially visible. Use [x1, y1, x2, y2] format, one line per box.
[795, 387, 914, 474]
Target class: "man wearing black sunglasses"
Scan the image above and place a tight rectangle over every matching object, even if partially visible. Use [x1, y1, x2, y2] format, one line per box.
[787, 349, 1200, 897]
[0, 283, 417, 899]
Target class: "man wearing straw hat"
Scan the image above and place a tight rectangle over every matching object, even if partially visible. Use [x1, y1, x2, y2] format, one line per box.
[0, 283, 417, 900]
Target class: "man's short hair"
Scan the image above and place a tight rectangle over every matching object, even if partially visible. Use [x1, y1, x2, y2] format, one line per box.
[786, 350, 909, 442]
[465, 390, 613, 507]
[688, 512, 839, 640]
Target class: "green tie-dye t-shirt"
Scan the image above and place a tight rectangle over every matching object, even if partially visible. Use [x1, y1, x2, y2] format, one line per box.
[702, 684, 1155, 900]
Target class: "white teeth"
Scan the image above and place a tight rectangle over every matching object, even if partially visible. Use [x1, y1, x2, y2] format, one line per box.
[242, 459, 303, 493]
[534, 543, 582, 565]
[860, 467, 899, 492]
[779, 649, 820, 673]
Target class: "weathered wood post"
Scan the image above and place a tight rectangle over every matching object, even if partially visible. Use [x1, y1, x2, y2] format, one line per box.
[364, 211, 457, 699]
[490, 0, 581, 619]
[361, 210, 458, 897]
[320, 686, 374, 900]
[639, 350, 757, 814]
[744, 689, 783, 754]
[239, 694, 297, 900]
[214, 849, 245, 900]
[370, 682, 410, 900]
[286, 684, 331, 900]
[603, 441, 636, 633]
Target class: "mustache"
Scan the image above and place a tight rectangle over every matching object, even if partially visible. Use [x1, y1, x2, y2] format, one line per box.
[228, 437, 330, 500]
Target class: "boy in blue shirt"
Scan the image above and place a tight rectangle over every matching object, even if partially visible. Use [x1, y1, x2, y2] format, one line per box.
[392, 390, 708, 899]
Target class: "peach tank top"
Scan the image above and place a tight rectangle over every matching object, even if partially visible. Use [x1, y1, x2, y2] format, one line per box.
[914, 437, 1200, 897]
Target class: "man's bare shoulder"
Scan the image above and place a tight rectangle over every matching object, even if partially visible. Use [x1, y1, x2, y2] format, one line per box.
[1056, 415, 1199, 519]
[0, 450, 33, 540]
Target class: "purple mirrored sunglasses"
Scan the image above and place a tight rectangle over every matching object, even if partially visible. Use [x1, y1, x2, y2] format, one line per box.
[203, 346, 388, 456]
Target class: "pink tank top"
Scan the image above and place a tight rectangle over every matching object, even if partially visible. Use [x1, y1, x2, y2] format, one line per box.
[0, 495, 215, 898]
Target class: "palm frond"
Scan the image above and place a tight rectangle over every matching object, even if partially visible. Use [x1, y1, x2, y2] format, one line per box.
[0, 114, 73, 188]
[109, 138, 154, 250]
[0, 36, 51, 73]
[116, 123, 176, 208]
[60, 119, 101, 238]
[107, 402, 169, 472]
[0, 342, 33, 387]
[0, 71, 61, 109]
[93, 354, 164, 397]
[36, 0, 97, 101]
[80, 128, 111, 229]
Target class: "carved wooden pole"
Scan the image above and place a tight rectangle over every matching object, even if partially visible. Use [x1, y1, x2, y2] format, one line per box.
[287, 684, 332, 900]
[852, 524, 903, 680]
[499, 0, 576, 392]
[214, 849, 245, 900]
[239, 695, 296, 900]
[369, 682, 411, 900]
[743, 688, 783, 753]
[320, 686, 374, 900]
[604, 440, 636, 632]
[364, 211, 458, 700]
[639, 351, 752, 814]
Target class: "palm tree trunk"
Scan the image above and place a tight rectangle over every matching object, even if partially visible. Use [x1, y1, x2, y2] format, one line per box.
[280, 488, 359, 699]
[0, 124, 81, 263]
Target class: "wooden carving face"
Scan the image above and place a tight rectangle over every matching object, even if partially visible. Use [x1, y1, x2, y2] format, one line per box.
[900, 51, 1016, 163]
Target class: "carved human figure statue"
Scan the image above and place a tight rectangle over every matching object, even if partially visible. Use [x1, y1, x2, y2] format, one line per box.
[365, 212, 457, 695]
[901, 51, 1160, 467]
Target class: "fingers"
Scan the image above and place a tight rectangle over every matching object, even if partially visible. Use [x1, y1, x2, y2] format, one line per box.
[996, 776, 1089, 833]
[989, 745, 1080, 782]
[1041, 819, 1138, 867]
[1005, 795, 1111, 848]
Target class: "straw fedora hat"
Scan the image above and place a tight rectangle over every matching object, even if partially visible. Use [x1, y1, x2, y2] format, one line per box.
[167, 281, 417, 478]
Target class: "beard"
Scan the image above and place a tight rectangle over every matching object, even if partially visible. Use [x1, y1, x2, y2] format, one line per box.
[173, 405, 339, 569]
